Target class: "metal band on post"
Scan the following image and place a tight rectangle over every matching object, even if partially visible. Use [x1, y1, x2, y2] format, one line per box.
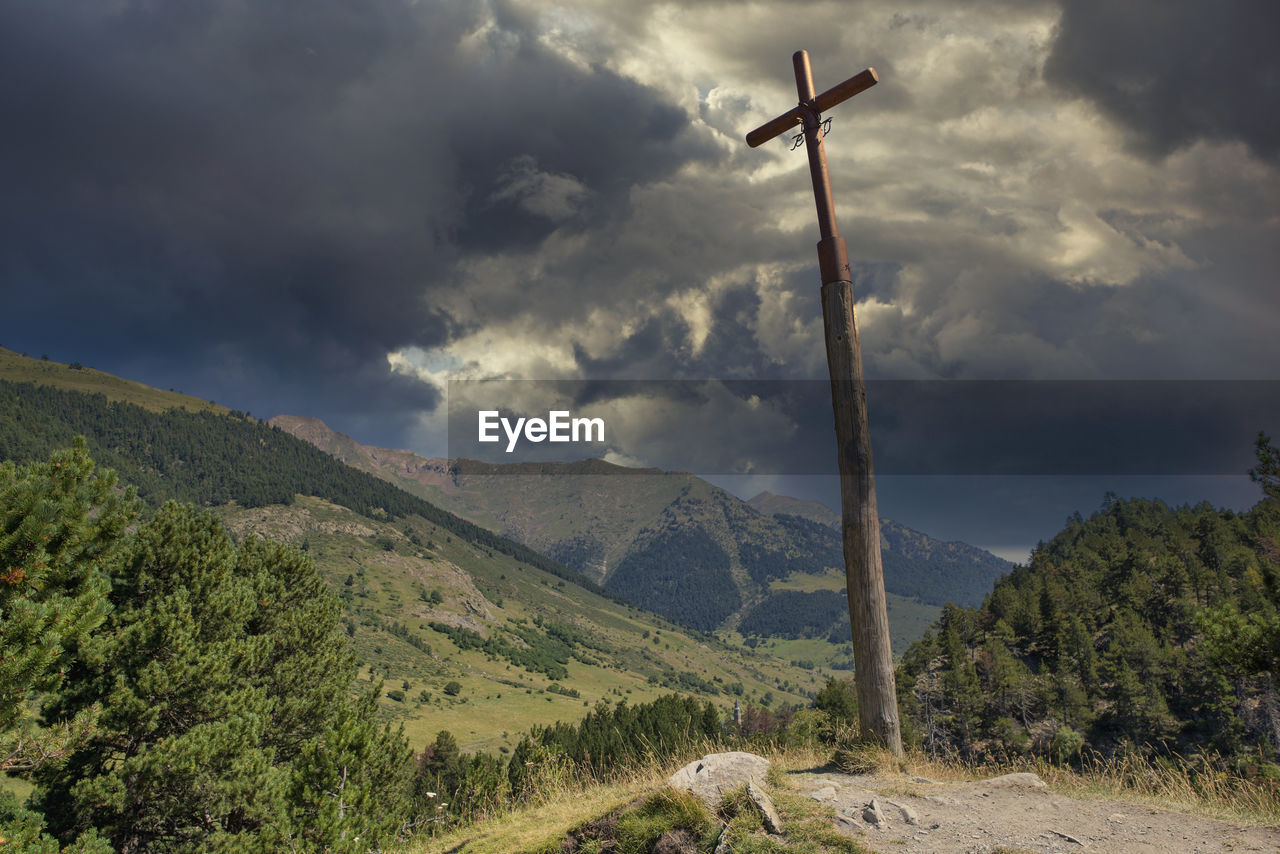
[817, 236, 850, 285]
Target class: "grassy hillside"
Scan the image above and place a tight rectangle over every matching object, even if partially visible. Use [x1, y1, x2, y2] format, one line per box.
[270, 419, 839, 620]
[747, 490, 840, 527]
[211, 495, 832, 754]
[0, 346, 227, 414]
[0, 368, 832, 754]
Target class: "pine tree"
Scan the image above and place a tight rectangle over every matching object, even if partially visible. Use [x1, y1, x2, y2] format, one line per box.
[0, 438, 139, 767]
[283, 689, 413, 851]
[814, 677, 858, 723]
[36, 502, 412, 852]
[1251, 432, 1280, 505]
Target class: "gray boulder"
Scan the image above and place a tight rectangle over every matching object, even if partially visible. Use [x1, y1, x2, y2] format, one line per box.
[669, 751, 772, 805]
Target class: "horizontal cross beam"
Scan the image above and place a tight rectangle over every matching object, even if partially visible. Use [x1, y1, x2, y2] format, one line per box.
[745, 67, 878, 148]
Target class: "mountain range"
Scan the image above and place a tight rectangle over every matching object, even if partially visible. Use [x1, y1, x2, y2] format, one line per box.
[271, 414, 1012, 645]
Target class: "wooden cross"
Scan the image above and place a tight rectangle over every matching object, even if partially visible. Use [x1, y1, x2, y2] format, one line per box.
[747, 50, 902, 755]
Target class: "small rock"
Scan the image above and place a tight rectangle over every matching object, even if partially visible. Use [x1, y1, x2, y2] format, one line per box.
[862, 798, 888, 828]
[747, 782, 784, 834]
[1047, 828, 1086, 847]
[1108, 813, 1127, 822]
[808, 786, 837, 802]
[886, 799, 919, 825]
[713, 827, 731, 854]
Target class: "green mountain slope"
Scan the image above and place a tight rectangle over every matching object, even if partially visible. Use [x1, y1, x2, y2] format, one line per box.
[748, 491, 1013, 607]
[746, 490, 841, 527]
[0, 354, 829, 752]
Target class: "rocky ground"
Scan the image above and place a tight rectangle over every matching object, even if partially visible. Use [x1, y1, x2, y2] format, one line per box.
[789, 767, 1280, 854]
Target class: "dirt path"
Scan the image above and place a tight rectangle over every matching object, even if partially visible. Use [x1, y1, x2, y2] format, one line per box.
[788, 768, 1280, 853]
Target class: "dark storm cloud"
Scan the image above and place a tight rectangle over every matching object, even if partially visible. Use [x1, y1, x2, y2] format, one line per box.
[568, 283, 807, 381]
[0, 1, 468, 384]
[1045, 0, 1280, 161]
[0, 0, 713, 439]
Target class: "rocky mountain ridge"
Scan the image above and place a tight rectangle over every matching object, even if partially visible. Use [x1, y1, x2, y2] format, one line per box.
[272, 415, 1012, 642]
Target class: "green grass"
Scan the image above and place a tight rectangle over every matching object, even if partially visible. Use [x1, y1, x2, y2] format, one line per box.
[768, 571, 845, 594]
[217, 498, 825, 754]
[883, 593, 942, 650]
[0, 347, 228, 414]
[1, 774, 35, 803]
[609, 788, 717, 854]
[768, 568, 941, 654]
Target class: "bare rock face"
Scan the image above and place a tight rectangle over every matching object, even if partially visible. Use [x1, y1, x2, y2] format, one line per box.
[669, 752, 771, 805]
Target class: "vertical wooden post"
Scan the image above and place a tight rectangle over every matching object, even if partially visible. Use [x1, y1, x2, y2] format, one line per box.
[820, 282, 902, 755]
[788, 51, 902, 754]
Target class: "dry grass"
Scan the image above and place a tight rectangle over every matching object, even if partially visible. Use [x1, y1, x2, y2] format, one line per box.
[831, 741, 908, 777]
[402, 741, 845, 854]
[404, 747, 696, 854]
[406, 776, 658, 854]
[1030, 750, 1280, 826]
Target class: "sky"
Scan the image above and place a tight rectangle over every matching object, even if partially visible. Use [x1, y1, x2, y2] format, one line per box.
[2, 0, 1278, 560]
